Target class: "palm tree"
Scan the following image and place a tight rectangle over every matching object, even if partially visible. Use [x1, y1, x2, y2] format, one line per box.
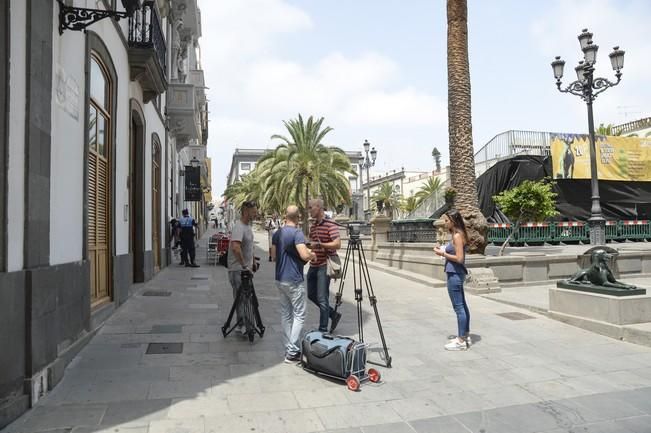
[266, 114, 355, 233]
[415, 177, 443, 205]
[447, 0, 487, 253]
[596, 123, 622, 136]
[401, 196, 419, 216]
[372, 182, 400, 218]
[431, 147, 442, 173]
[223, 172, 263, 209]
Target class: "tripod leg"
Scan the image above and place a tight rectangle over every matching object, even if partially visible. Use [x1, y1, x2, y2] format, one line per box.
[222, 288, 244, 337]
[251, 288, 265, 336]
[359, 244, 392, 368]
[334, 241, 353, 311]
[353, 243, 365, 342]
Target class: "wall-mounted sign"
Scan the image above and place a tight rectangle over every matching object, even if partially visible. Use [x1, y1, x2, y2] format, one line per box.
[184, 166, 201, 201]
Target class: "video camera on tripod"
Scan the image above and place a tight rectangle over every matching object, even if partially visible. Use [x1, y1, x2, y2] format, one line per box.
[330, 220, 392, 368]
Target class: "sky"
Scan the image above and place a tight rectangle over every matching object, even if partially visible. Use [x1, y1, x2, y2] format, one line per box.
[197, 0, 651, 196]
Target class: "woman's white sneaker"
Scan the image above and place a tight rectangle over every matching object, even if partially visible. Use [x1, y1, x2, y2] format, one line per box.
[444, 340, 467, 351]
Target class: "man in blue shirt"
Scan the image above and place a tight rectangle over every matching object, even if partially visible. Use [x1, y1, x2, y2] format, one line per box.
[271, 205, 316, 363]
[179, 209, 199, 268]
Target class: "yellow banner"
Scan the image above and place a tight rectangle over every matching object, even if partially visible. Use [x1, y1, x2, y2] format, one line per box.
[551, 134, 651, 181]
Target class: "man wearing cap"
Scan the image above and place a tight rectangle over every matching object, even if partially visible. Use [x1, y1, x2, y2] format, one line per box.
[179, 209, 200, 268]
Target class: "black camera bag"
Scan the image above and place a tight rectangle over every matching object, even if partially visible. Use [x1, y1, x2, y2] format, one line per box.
[301, 330, 366, 379]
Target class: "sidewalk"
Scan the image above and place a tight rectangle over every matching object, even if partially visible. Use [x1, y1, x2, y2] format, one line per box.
[4, 229, 651, 433]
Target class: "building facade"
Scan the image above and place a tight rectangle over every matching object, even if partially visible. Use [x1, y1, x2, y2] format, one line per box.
[360, 169, 445, 217]
[0, 1, 209, 427]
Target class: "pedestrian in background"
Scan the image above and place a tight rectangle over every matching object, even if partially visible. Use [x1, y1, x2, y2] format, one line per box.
[265, 213, 281, 262]
[434, 208, 471, 350]
[179, 209, 199, 267]
[271, 205, 316, 363]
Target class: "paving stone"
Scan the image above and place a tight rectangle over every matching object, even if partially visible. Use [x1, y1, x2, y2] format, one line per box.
[453, 409, 520, 433]
[616, 415, 651, 433]
[147, 379, 211, 400]
[409, 415, 474, 433]
[294, 388, 352, 408]
[360, 421, 416, 433]
[146, 342, 184, 354]
[100, 399, 171, 426]
[149, 418, 205, 433]
[73, 427, 149, 433]
[491, 402, 576, 433]
[387, 397, 445, 421]
[203, 413, 258, 433]
[188, 303, 219, 309]
[565, 392, 646, 420]
[11, 404, 107, 431]
[227, 391, 299, 413]
[315, 402, 402, 430]
[149, 324, 184, 334]
[250, 408, 326, 433]
[167, 396, 231, 419]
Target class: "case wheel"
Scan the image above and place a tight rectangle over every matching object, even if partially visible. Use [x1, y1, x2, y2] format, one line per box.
[368, 368, 381, 383]
[346, 375, 360, 391]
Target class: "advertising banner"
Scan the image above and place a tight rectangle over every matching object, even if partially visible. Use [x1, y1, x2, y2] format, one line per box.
[184, 166, 202, 201]
[550, 134, 651, 181]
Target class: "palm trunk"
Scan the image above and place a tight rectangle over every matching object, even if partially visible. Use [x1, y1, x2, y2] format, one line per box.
[447, 0, 487, 254]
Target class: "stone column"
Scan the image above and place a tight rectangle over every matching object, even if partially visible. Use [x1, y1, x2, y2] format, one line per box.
[370, 215, 391, 261]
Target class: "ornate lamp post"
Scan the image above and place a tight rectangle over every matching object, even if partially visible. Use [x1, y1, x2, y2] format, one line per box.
[551, 29, 625, 245]
[361, 139, 378, 221]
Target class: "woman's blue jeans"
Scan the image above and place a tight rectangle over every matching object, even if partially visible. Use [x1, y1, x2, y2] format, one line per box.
[447, 272, 470, 338]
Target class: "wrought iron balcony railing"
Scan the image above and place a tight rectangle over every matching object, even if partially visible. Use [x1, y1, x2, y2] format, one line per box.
[127, 1, 167, 102]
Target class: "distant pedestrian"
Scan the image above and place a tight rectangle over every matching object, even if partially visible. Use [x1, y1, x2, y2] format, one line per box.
[179, 209, 199, 267]
[434, 208, 470, 350]
[265, 213, 281, 262]
[271, 205, 316, 363]
[307, 198, 342, 333]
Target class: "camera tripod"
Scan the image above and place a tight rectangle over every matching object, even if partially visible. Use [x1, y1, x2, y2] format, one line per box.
[333, 232, 392, 368]
[222, 271, 265, 342]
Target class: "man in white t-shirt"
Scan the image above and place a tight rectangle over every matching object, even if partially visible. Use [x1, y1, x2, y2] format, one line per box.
[227, 200, 258, 334]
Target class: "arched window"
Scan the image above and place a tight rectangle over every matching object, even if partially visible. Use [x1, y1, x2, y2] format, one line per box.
[89, 56, 110, 158]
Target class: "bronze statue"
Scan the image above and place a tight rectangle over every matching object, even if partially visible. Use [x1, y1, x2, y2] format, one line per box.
[568, 249, 637, 290]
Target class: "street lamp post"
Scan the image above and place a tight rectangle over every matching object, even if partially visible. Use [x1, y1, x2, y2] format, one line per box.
[551, 29, 625, 245]
[361, 139, 378, 221]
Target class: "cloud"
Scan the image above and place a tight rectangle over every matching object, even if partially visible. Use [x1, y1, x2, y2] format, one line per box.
[198, 0, 446, 193]
[341, 88, 446, 127]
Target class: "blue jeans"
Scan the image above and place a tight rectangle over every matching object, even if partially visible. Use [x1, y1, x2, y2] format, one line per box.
[447, 272, 470, 338]
[307, 266, 335, 332]
[276, 280, 306, 356]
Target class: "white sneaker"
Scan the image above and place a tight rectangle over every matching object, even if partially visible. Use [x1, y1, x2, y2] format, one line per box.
[444, 340, 468, 351]
[448, 336, 471, 347]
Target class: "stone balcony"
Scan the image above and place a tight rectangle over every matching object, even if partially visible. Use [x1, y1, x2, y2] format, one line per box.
[128, 1, 167, 103]
[167, 83, 200, 150]
[188, 70, 208, 145]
